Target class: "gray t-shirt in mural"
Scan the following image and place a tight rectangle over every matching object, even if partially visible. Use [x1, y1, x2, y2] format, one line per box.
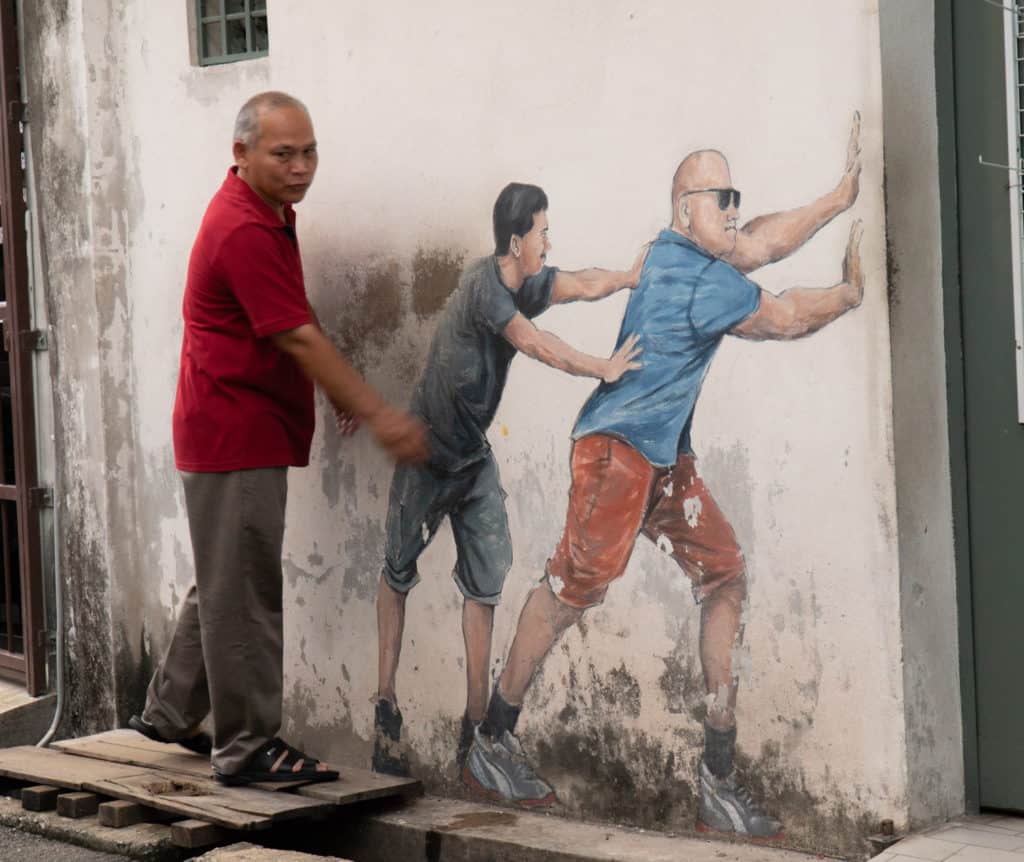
[411, 256, 556, 472]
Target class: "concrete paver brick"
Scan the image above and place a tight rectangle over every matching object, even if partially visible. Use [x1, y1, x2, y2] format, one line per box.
[194, 842, 351, 861]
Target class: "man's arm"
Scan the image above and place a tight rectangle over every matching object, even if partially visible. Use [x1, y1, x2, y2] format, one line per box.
[726, 112, 861, 275]
[271, 324, 428, 462]
[306, 301, 362, 435]
[502, 314, 641, 382]
[731, 221, 864, 341]
[549, 246, 649, 304]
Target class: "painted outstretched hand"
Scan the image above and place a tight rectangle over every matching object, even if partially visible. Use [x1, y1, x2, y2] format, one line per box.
[603, 333, 643, 383]
[841, 220, 865, 309]
[836, 111, 862, 211]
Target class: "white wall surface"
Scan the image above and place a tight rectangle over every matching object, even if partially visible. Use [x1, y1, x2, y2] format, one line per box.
[30, 0, 911, 855]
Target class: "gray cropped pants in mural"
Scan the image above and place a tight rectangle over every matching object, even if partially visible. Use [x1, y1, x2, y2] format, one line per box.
[142, 467, 287, 775]
[382, 452, 513, 605]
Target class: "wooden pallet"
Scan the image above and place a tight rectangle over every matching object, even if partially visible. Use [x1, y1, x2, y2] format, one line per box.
[55, 730, 420, 805]
[0, 730, 421, 847]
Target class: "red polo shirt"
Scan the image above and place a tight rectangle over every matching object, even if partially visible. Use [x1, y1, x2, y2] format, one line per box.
[173, 168, 314, 472]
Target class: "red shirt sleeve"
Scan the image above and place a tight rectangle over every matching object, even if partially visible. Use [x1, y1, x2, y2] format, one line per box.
[218, 223, 312, 337]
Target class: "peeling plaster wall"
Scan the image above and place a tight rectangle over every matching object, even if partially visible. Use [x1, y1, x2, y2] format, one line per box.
[22, 0, 121, 734]
[879, 1, 964, 826]
[22, 0, 942, 857]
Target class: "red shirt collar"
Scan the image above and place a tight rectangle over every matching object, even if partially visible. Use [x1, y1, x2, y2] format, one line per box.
[223, 166, 296, 228]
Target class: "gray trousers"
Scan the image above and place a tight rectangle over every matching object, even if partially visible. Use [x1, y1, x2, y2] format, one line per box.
[143, 467, 288, 775]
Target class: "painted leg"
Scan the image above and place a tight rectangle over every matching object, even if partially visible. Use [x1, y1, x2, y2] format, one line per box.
[462, 598, 494, 721]
[373, 575, 410, 776]
[697, 575, 781, 839]
[376, 574, 407, 705]
[456, 598, 494, 769]
[699, 576, 746, 731]
[463, 581, 581, 807]
[499, 580, 583, 706]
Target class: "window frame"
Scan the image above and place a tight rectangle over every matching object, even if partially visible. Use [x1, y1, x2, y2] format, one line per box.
[196, 0, 268, 67]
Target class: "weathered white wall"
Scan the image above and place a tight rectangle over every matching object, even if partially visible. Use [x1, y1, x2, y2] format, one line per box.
[879, 0, 965, 826]
[25, 0, 928, 856]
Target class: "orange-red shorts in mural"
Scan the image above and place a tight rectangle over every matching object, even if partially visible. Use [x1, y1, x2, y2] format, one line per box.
[545, 434, 745, 609]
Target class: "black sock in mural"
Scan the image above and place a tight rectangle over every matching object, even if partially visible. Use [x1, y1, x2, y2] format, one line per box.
[456, 712, 477, 767]
[480, 690, 521, 739]
[703, 721, 737, 779]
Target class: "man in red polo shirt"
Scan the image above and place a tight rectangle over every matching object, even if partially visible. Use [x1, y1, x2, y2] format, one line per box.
[129, 91, 427, 786]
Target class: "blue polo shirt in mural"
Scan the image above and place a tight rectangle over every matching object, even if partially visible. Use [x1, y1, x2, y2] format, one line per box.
[412, 256, 556, 472]
[573, 229, 761, 467]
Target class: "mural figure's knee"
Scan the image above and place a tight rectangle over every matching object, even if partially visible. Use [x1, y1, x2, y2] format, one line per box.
[542, 577, 587, 641]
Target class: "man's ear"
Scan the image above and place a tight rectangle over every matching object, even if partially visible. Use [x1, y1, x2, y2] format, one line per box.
[511, 237, 521, 257]
[232, 139, 248, 167]
[678, 199, 691, 231]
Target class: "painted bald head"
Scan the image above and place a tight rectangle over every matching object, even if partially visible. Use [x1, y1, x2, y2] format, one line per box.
[670, 150, 740, 258]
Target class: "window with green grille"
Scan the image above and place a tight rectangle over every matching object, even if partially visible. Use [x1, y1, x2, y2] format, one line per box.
[197, 0, 268, 66]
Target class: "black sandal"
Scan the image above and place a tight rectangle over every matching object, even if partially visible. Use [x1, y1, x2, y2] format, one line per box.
[128, 714, 213, 756]
[215, 738, 339, 786]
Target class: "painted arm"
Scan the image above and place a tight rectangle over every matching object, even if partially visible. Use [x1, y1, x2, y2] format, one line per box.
[502, 313, 642, 382]
[549, 246, 649, 304]
[271, 323, 428, 462]
[731, 221, 864, 341]
[726, 112, 862, 275]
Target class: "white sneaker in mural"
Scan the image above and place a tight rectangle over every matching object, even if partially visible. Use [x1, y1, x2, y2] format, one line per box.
[697, 759, 783, 839]
[462, 726, 556, 808]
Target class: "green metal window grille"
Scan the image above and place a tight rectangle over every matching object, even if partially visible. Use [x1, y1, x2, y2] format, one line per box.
[197, 0, 268, 66]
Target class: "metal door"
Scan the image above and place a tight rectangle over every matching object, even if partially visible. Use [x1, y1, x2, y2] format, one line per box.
[950, 0, 1024, 812]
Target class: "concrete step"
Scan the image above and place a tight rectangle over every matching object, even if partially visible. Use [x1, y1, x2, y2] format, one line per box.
[280, 795, 841, 862]
[0, 680, 55, 748]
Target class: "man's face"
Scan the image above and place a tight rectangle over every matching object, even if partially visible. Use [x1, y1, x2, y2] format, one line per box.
[234, 105, 318, 213]
[682, 186, 739, 258]
[514, 210, 551, 276]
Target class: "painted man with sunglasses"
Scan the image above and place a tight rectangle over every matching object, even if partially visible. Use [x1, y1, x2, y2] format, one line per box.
[464, 116, 864, 839]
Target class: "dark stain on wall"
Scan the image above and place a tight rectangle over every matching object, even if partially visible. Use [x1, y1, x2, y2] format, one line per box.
[62, 504, 116, 736]
[883, 167, 900, 312]
[358, 261, 404, 351]
[657, 641, 707, 724]
[411, 247, 464, 319]
[535, 722, 696, 827]
[592, 662, 642, 719]
[113, 623, 154, 727]
[732, 741, 880, 859]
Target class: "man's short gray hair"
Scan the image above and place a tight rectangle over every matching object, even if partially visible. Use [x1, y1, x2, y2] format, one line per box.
[233, 91, 310, 147]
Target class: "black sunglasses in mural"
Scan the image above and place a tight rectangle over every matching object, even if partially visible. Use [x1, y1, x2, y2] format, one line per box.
[680, 188, 741, 211]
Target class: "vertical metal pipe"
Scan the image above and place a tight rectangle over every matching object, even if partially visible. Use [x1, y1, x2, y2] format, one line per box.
[15, 0, 63, 746]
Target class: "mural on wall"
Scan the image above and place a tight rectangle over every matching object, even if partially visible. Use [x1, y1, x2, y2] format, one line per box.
[371, 182, 646, 776]
[373, 114, 864, 842]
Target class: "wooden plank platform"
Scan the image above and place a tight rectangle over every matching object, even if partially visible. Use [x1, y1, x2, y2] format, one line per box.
[55, 730, 421, 803]
[297, 766, 423, 805]
[56, 731, 313, 791]
[0, 730, 421, 833]
[85, 771, 332, 830]
[0, 745, 148, 789]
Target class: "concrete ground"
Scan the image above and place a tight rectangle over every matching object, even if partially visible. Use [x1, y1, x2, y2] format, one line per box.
[0, 791, 843, 862]
[874, 812, 1024, 860]
[0, 822, 127, 860]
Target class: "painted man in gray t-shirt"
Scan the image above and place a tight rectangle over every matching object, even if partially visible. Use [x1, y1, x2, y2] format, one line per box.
[372, 182, 645, 776]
